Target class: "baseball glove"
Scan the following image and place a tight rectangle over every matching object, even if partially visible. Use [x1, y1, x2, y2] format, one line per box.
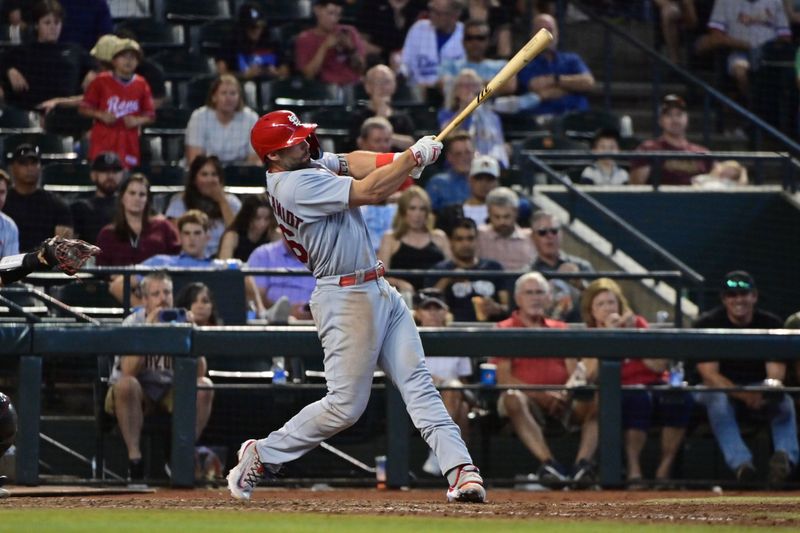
[39, 236, 101, 276]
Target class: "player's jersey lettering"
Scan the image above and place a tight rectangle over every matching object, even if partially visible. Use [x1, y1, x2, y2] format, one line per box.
[270, 195, 304, 229]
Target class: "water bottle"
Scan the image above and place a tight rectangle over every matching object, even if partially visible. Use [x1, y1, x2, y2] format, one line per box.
[375, 455, 387, 490]
[620, 115, 633, 138]
[668, 360, 684, 387]
[271, 357, 287, 385]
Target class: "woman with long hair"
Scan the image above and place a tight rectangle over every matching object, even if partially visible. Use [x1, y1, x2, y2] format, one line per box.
[378, 185, 450, 292]
[96, 173, 179, 266]
[217, 194, 280, 261]
[581, 278, 692, 487]
[175, 282, 221, 326]
[165, 155, 242, 258]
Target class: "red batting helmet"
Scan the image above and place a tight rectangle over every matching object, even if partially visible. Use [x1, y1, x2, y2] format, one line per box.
[250, 110, 319, 162]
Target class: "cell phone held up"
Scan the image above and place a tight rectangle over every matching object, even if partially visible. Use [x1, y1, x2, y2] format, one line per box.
[157, 308, 188, 323]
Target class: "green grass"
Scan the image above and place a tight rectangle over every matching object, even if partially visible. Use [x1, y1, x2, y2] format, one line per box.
[0, 509, 785, 533]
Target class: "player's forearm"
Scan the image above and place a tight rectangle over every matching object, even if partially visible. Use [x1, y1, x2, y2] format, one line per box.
[344, 150, 383, 179]
[349, 151, 416, 206]
[0, 250, 47, 285]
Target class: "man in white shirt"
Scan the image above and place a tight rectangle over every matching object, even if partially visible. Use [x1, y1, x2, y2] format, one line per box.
[401, 0, 465, 89]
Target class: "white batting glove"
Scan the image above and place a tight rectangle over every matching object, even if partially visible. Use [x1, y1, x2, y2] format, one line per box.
[408, 136, 443, 168]
[409, 166, 424, 180]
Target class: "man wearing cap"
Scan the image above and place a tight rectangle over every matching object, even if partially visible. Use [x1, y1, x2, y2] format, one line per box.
[216, 2, 287, 81]
[694, 271, 798, 486]
[2, 144, 73, 252]
[71, 152, 125, 244]
[630, 94, 712, 186]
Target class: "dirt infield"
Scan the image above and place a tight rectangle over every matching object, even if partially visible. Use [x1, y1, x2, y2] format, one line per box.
[3, 487, 799, 528]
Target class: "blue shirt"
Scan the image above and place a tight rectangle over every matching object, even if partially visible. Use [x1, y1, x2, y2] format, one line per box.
[425, 170, 470, 212]
[137, 252, 223, 282]
[0, 211, 19, 257]
[247, 240, 316, 305]
[516, 50, 591, 116]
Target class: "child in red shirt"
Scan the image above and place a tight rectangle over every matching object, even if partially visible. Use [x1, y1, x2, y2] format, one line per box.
[80, 38, 155, 168]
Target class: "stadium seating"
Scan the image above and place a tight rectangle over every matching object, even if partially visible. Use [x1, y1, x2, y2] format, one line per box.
[0, 105, 38, 131]
[150, 49, 216, 81]
[194, 19, 236, 56]
[115, 19, 186, 52]
[1, 132, 75, 163]
[163, 0, 231, 23]
[554, 109, 622, 141]
[223, 164, 267, 187]
[239, 0, 313, 23]
[261, 77, 345, 111]
[40, 162, 92, 187]
[43, 106, 93, 139]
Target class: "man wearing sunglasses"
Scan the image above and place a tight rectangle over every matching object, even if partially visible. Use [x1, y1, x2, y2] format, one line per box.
[694, 271, 797, 487]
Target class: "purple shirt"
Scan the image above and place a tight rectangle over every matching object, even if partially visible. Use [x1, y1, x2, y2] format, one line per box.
[247, 240, 316, 305]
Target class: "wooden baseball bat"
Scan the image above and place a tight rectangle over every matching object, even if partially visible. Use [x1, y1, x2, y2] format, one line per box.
[435, 28, 554, 142]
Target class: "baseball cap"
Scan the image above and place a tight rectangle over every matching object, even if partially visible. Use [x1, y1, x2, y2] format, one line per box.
[10, 143, 40, 163]
[721, 270, 756, 294]
[92, 152, 123, 172]
[90, 34, 121, 63]
[469, 155, 500, 179]
[414, 288, 449, 310]
[238, 2, 266, 26]
[660, 94, 687, 114]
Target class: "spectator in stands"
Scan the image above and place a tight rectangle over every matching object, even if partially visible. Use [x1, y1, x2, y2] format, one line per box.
[96, 173, 179, 267]
[581, 278, 692, 486]
[215, 2, 288, 81]
[176, 281, 220, 327]
[530, 210, 594, 323]
[476, 187, 535, 272]
[425, 131, 475, 213]
[0, 0, 94, 110]
[1, 0, 28, 45]
[438, 68, 508, 167]
[105, 271, 214, 483]
[165, 155, 242, 258]
[434, 153, 499, 234]
[2, 144, 72, 252]
[696, 0, 791, 99]
[80, 37, 155, 169]
[247, 238, 316, 323]
[691, 159, 749, 189]
[71, 152, 125, 244]
[439, 19, 516, 95]
[378, 185, 451, 293]
[349, 65, 415, 151]
[414, 287, 474, 475]
[58, 0, 112, 52]
[184, 74, 261, 167]
[218, 194, 280, 262]
[295, 0, 366, 86]
[464, 1, 513, 58]
[515, 13, 595, 120]
[493, 271, 598, 485]
[0, 170, 18, 256]
[356, 0, 423, 66]
[579, 128, 629, 185]
[630, 94, 712, 186]
[425, 217, 508, 322]
[694, 270, 798, 486]
[401, 0, 465, 91]
[654, 0, 698, 64]
[111, 31, 168, 110]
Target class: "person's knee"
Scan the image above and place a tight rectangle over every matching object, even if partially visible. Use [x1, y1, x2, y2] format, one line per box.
[501, 390, 528, 418]
[114, 376, 143, 403]
[327, 393, 369, 427]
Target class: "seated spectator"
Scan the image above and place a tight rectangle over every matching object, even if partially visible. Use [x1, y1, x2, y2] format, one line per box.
[355, 0, 423, 66]
[1, 0, 28, 45]
[349, 65, 415, 151]
[463, 2, 513, 58]
[530, 210, 594, 322]
[0, 170, 18, 256]
[493, 271, 598, 484]
[579, 128, 629, 185]
[105, 271, 214, 483]
[414, 288, 474, 475]
[694, 270, 798, 486]
[217, 195, 280, 262]
[438, 154, 500, 232]
[96, 173, 180, 267]
[165, 155, 242, 258]
[476, 187, 535, 272]
[80, 37, 155, 169]
[691, 160, 749, 189]
[439, 19, 516, 96]
[515, 13, 595, 120]
[247, 238, 317, 323]
[378, 185, 451, 293]
[581, 278, 692, 486]
[175, 281, 220, 327]
[654, 0, 698, 64]
[58, 0, 112, 52]
[71, 152, 125, 244]
[438, 68, 508, 167]
[426, 217, 508, 322]
[696, 0, 791, 99]
[401, 0, 465, 92]
[425, 131, 475, 214]
[215, 2, 288, 81]
[295, 0, 366, 86]
[630, 94, 712, 186]
[2, 144, 73, 252]
[0, 0, 94, 110]
[184, 75, 261, 167]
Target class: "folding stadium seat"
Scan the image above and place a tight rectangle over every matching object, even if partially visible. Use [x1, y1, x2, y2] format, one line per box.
[114, 19, 186, 53]
[237, 0, 312, 23]
[43, 106, 93, 139]
[163, 0, 231, 23]
[554, 109, 622, 142]
[40, 161, 92, 187]
[223, 164, 268, 187]
[1, 132, 75, 163]
[302, 107, 353, 152]
[148, 106, 192, 131]
[403, 106, 441, 137]
[150, 49, 215, 81]
[0, 105, 38, 131]
[195, 19, 236, 56]
[261, 77, 345, 112]
[132, 163, 186, 187]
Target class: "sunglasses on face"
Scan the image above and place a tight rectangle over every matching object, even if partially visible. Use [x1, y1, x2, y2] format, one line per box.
[535, 227, 559, 237]
[464, 34, 489, 42]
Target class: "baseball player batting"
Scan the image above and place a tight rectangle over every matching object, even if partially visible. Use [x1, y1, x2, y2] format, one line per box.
[226, 110, 485, 503]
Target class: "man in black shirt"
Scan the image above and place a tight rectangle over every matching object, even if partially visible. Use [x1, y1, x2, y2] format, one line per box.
[71, 152, 123, 244]
[2, 144, 72, 252]
[694, 271, 798, 487]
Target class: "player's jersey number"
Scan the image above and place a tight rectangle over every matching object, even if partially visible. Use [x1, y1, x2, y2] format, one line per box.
[279, 224, 308, 263]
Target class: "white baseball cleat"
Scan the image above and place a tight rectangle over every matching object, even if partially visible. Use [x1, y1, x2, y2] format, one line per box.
[227, 439, 265, 501]
[446, 464, 486, 503]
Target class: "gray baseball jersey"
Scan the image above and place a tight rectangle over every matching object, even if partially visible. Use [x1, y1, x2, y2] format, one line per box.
[253, 152, 473, 477]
